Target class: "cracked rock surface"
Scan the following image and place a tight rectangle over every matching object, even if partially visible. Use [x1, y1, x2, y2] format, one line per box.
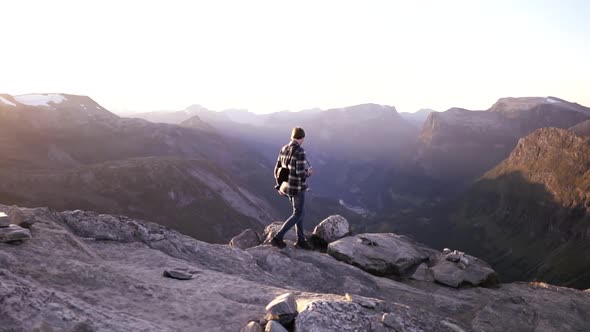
[1, 204, 590, 331]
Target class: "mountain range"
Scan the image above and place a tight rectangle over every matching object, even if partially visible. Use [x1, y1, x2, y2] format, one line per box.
[170, 103, 421, 208]
[332, 97, 590, 249]
[449, 127, 590, 288]
[415, 96, 590, 181]
[0, 94, 278, 242]
[2, 92, 590, 290]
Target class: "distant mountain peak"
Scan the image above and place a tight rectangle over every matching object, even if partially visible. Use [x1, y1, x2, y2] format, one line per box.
[319, 104, 400, 121]
[545, 96, 565, 104]
[14, 93, 69, 107]
[342, 103, 397, 112]
[183, 104, 210, 113]
[179, 115, 217, 132]
[416, 108, 435, 113]
[488, 96, 590, 115]
[0, 94, 17, 107]
[400, 108, 435, 128]
[3, 93, 107, 111]
[0, 93, 119, 127]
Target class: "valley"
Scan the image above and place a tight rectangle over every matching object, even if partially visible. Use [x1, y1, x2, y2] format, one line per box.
[2, 93, 590, 289]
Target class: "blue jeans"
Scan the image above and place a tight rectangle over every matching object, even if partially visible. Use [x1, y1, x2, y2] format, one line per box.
[275, 191, 305, 242]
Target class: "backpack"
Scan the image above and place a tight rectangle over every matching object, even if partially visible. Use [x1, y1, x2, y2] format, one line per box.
[274, 143, 298, 190]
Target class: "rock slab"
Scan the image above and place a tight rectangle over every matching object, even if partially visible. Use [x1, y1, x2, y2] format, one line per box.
[0, 212, 8, 228]
[265, 293, 297, 317]
[240, 321, 263, 332]
[382, 313, 406, 331]
[163, 269, 193, 280]
[411, 263, 434, 282]
[312, 215, 351, 243]
[327, 233, 429, 277]
[295, 300, 372, 332]
[431, 261, 465, 288]
[265, 320, 288, 332]
[431, 258, 497, 288]
[0, 224, 32, 242]
[8, 207, 36, 228]
[230, 229, 261, 249]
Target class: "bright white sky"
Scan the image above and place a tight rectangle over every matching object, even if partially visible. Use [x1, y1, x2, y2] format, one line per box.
[1, 0, 589, 114]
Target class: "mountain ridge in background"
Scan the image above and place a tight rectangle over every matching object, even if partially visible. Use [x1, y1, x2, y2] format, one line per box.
[400, 108, 434, 128]
[0, 93, 281, 242]
[449, 127, 590, 288]
[3, 92, 590, 289]
[415, 96, 590, 181]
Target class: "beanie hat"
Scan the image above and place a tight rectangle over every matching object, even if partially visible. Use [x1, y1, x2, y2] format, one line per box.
[291, 127, 306, 139]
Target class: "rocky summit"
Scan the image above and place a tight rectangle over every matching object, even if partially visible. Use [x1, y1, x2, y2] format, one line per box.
[1, 204, 590, 332]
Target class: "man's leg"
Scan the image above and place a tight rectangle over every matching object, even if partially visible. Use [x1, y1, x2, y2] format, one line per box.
[275, 191, 304, 241]
[293, 193, 306, 243]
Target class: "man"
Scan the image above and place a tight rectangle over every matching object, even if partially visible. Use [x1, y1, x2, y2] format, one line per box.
[271, 127, 313, 249]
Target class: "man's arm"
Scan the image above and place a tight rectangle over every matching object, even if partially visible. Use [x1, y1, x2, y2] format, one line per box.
[294, 149, 307, 177]
[273, 153, 281, 177]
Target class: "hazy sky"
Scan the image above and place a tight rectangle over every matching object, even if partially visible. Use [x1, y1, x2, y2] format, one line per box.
[2, 0, 589, 114]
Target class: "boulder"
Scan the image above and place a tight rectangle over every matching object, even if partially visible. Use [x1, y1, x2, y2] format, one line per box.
[296, 299, 460, 332]
[262, 222, 297, 243]
[327, 233, 429, 277]
[265, 293, 298, 327]
[410, 263, 434, 282]
[230, 229, 261, 249]
[7, 207, 36, 228]
[240, 321, 263, 332]
[163, 269, 194, 280]
[0, 224, 32, 243]
[312, 215, 351, 243]
[263, 312, 297, 327]
[264, 320, 287, 332]
[431, 258, 497, 288]
[265, 293, 297, 317]
[295, 300, 372, 332]
[0, 212, 8, 228]
[462, 259, 497, 286]
[431, 261, 465, 288]
[381, 313, 406, 331]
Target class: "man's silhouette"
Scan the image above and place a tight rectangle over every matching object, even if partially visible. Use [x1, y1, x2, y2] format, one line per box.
[271, 127, 313, 249]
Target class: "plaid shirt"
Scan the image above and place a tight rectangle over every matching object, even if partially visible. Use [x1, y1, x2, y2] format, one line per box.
[275, 141, 308, 196]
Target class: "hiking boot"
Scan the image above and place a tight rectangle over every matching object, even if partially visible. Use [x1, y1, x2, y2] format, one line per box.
[294, 240, 312, 250]
[270, 237, 286, 249]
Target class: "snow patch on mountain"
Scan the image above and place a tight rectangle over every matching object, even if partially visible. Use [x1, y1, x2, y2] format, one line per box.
[15, 94, 67, 106]
[0, 96, 16, 107]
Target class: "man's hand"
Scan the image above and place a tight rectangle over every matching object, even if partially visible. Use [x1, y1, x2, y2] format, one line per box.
[305, 167, 313, 177]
